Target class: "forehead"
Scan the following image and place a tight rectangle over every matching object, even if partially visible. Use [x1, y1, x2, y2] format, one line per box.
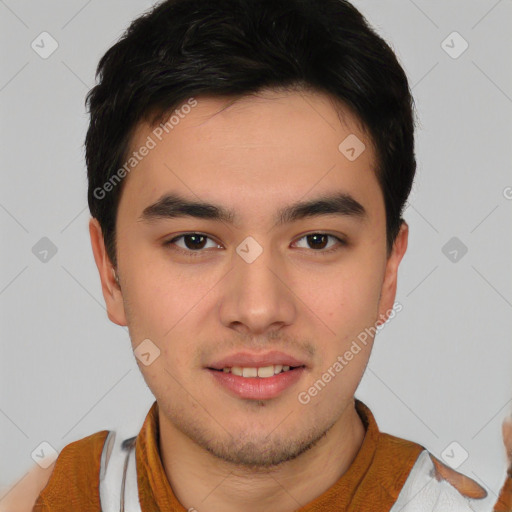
[117, 89, 383, 227]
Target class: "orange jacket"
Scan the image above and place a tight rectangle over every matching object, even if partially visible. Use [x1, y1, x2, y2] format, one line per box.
[32, 400, 507, 511]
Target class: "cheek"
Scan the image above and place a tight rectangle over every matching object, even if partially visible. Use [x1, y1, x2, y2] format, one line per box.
[311, 260, 384, 337]
[120, 246, 189, 333]
[121, 259, 206, 367]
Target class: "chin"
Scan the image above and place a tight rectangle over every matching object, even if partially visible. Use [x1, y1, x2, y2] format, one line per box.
[201, 431, 324, 469]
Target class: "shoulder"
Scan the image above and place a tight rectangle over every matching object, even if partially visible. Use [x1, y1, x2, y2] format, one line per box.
[371, 431, 488, 510]
[390, 449, 489, 512]
[0, 430, 111, 512]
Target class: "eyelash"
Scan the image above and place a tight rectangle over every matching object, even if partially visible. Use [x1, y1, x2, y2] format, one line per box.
[163, 232, 347, 257]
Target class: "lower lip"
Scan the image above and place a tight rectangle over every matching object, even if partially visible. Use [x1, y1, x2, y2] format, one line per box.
[207, 367, 305, 400]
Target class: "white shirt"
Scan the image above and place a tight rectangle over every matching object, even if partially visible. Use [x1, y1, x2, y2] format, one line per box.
[98, 430, 492, 512]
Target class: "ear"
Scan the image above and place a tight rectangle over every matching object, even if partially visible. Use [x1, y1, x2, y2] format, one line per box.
[89, 217, 127, 327]
[376, 221, 408, 325]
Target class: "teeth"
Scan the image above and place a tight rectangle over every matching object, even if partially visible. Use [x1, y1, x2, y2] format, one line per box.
[242, 367, 258, 378]
[257, 366, 274, 378]
[220, 364, 295, 377]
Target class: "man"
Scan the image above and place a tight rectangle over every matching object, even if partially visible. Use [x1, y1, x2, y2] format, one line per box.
[1, 0, 510, 511]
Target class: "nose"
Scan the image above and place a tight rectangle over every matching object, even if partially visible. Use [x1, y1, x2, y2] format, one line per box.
[219, 238, 297, 336]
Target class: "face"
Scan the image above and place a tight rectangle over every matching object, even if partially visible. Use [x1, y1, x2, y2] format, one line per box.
[90, 89, 408, 468]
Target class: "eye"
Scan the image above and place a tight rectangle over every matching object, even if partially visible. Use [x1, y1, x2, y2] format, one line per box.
[292, 233, 346, 254]
[163, 233, 222, 256]
[163, 232, 347, 257]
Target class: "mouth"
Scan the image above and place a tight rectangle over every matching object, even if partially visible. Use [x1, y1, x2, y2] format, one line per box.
[207, 350, 308, 372]
[205, 351, 309, 400]
[208, 364, 305, 378]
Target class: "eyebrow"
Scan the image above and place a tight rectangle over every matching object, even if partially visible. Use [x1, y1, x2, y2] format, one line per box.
[138, 191, 368, 228]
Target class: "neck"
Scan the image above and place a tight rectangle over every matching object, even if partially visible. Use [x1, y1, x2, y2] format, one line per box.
[158, 400, 366, 512]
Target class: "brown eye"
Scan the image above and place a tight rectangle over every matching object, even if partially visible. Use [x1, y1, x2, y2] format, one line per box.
[179, 234, 208, 250]
[306, 234, 328, 250]
[164, 233, 221, 255]
[293, 233, 346, 253]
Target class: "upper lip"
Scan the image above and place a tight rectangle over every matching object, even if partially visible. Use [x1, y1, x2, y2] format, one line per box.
[207, 351, 308, 370]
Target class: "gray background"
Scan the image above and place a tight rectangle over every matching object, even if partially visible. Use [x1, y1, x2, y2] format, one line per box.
[1, 1, 511, 510]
